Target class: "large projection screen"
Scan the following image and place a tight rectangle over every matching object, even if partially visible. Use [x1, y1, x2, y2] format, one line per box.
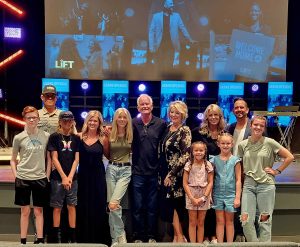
[45, 0, 288, 82]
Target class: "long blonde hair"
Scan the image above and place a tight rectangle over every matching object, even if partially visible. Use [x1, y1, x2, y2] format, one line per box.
[81, 110, 104, 141]
[110, 108, 133, 144]
[200, 104, 226, 136]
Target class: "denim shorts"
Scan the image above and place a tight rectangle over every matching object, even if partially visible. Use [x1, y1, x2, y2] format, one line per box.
[15, 177, 48, 207]
[212, 196, 236, 212]
[50, 179, 78, 208]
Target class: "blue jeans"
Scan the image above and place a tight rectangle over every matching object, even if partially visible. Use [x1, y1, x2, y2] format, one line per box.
[241, 176, 275, 242]
[132, 174, 158, 241]
[106, 165, 131, 242]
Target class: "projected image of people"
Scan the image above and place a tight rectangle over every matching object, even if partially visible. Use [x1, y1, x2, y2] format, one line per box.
[59, 1, 98, 34]
[239, 2, 271, 35]
[148, 0, 196, 72]
[45, 0, 288, 81]
[103, 94, 115, 123]
[82, 40, 103, 79]
[50, 38, 84, 78]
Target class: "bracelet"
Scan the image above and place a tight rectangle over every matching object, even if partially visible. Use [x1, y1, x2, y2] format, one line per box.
[201, 195, 208, 202]
[276, 169, 282, 174]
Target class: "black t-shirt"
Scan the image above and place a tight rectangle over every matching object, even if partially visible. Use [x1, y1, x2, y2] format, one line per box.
[47, 132, 80, 181]
[132, 116, 167, 176]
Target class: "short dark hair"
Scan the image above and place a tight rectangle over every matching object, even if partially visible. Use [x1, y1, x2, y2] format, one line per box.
[233, 97, 248, 108]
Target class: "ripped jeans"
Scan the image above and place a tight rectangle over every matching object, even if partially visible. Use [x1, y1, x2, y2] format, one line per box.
[106, 164, 132, 243]
[241, 175, 275, 242]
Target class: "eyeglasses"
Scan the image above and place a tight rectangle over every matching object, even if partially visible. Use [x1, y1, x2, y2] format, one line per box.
[43, 93, 56, 99]
[25, 116, 39, 121]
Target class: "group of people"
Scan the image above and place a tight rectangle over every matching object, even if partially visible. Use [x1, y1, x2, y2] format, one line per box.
[10, 85, 294, 245]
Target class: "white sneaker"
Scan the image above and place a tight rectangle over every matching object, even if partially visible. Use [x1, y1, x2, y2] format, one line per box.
[148, 238, 156, 243]
[210, 239, 218, 244]
[134, 239, 143, 243]
[203, 240, 210, 245]
[111, 242, 118, 247]
[117, 233, 127, 244]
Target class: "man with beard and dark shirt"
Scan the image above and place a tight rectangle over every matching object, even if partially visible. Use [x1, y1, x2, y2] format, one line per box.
[131, 94, 167, 243]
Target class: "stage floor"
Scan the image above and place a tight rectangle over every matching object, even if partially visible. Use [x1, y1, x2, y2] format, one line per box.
[0, 148, 299, 184]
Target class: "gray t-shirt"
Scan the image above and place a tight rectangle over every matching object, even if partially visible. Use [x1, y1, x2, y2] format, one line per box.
[238, 137, 282, 184]
[12, 129, 50, 180]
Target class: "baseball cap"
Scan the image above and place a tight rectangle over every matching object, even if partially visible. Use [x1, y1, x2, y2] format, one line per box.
[42, 85, 57, 95]
[59, 111, 74, 120]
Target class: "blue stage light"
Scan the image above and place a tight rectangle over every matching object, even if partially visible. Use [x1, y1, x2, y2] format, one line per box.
[81, 81, 89, 90]
[197, 83, 205, 92]
[81, 111, 88, 119]
[138, 83, 146, 92]
[197, 112, 204, 120]
[252, 84, 259, 92]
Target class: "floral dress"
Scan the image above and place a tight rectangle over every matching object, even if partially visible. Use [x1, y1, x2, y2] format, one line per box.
[159, 125, 191, 222]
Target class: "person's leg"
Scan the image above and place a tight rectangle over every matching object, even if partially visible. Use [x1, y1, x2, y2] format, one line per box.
[67, 205, 76, 228]
[188, 210, 197, 243]
[33, 207, 44, 239]
[132, 175, 146, 241]
[106, 165, 118, 243]
[241, 176, 258, 242]
[65, 180, 78, 243]
[107, 165, 131, 243]
[204, 208, 217, 242]
[53, 207, 62, 227]
[196, 210, 207, 243]
[50, 180, 65, 243]
[256, 183, 275, 242]
[20, 206, 31, 239]
[32, 177, 49, 243]
[146, 175, 158, 241]
[225, 211, 235, 242]
[215, 210, 225, 242]
[15, 178, 31, 244]
[172, 210, 185, 242]
[234, 206, 245, 241]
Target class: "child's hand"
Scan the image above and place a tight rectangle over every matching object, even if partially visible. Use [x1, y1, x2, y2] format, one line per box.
[234, 198, 240, 208]
[62, 177, 72, 190]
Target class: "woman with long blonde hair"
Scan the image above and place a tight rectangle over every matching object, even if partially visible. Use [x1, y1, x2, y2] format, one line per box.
[106, 108, 133, 246]
[76, 110, 110, 244]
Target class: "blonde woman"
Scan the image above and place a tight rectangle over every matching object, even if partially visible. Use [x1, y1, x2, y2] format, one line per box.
[76, 110, 110, 244]
[106, 108, 133, 246]
[191, 104, 226, 244]
[159, 101, 191, 242]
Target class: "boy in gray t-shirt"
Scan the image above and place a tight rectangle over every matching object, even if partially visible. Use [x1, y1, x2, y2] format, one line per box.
[10, 106, 50, 245]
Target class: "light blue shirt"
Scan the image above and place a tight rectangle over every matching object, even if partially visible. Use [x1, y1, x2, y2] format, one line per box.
[210, 155, 240, 198]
